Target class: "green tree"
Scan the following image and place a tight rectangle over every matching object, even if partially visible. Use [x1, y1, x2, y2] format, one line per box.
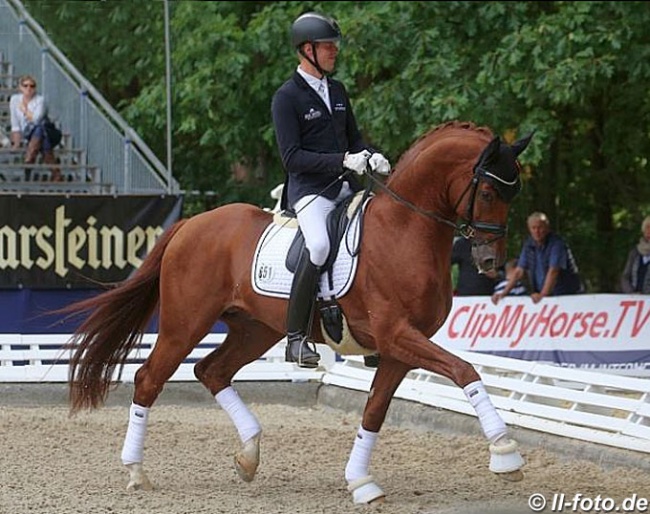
[22, 1, 650, 292]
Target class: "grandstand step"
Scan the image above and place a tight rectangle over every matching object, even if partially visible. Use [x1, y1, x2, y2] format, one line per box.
[0, 147, 88, 164]
[0, 180, 114, 194]
[0, 162, 101, 184]
[0, 72, 18, 88]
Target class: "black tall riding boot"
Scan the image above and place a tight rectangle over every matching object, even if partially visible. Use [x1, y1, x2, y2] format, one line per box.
[285, 249, 321, 368]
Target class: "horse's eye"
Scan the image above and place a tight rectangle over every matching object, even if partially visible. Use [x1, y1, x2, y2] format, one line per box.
[479, 190, 494, 202]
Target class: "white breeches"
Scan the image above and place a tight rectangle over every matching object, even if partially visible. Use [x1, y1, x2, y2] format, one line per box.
[294, 182, 353, 266]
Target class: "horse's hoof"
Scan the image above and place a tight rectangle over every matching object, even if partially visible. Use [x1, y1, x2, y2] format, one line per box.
[126, 479, 154, 492]
[489, 438, 525, 477]
[125, 463, 154, 491]
[498, 469, 524, 482]
[234, 433, 261, 482]
[347, 476, 386, 505]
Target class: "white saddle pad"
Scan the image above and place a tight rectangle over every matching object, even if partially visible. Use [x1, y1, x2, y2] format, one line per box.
[251, 202, 366, 300]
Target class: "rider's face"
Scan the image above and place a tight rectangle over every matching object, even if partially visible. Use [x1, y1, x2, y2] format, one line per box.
[314, 41, 339, 73]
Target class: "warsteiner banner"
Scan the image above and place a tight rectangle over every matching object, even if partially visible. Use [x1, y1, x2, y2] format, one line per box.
[0, 195, 183, 288]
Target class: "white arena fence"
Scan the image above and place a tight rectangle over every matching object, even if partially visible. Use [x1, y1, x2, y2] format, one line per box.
[0, 333, 332, 383]
[1, 332, 649, 456]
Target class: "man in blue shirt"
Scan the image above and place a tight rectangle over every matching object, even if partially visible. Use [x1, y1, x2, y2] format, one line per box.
[492, 212, 582, 304]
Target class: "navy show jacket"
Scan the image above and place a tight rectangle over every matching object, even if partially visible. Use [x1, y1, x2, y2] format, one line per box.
[271, 71, 371, 211]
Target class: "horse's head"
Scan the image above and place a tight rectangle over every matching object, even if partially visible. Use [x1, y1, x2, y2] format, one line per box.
[457, 132, 534, 273]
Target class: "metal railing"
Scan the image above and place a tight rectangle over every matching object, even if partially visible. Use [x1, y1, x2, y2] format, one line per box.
[0, 0, 179, 194]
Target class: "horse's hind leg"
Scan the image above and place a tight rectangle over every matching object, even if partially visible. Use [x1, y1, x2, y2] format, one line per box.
[120, 329, 204, 491]
[194, 318, 282, 483]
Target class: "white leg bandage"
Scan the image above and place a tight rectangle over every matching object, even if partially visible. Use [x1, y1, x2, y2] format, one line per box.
[215, 386, 261, 443]
[345, 426, 378, 482]
[121, 403, 150, 465]
[463, 380, 507, 443]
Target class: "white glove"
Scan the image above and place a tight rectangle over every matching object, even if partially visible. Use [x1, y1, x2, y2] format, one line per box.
[343, 150, 371, 175]
[369, 153, 391, 175]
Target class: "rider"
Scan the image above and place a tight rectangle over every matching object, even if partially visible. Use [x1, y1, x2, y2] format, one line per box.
[271, 12, 391, 368]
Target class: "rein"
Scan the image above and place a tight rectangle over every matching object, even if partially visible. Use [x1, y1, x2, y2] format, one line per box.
[364, 171, 458, 230]
[363, 164, 508, 245]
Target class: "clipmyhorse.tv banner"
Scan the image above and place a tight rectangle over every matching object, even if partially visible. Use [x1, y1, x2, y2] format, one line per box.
[0, 195, 182, 288]
[438, 294, 650, 377]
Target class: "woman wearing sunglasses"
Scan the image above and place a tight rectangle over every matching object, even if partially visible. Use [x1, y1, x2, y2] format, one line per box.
[9, 74, 61, 181]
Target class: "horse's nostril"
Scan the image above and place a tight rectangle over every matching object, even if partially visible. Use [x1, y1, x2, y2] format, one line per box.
[481, 258, 496, 272]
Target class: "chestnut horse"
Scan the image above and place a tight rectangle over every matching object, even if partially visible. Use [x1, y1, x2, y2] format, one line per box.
[63, 121, 532, 505]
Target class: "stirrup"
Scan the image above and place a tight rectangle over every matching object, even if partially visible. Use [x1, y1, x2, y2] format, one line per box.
[285, 334, 320, 369]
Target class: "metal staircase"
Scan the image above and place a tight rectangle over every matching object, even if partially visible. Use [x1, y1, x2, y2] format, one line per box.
[0, 0, 179, 195]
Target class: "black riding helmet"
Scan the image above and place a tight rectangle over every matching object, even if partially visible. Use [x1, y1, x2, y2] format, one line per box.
[291, 12, 341, 76]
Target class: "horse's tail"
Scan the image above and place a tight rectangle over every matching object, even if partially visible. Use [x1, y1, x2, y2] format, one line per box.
[64, 219, 188, 413]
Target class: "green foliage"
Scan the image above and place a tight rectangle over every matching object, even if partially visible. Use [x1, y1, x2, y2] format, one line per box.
[22, 0, 650, 291]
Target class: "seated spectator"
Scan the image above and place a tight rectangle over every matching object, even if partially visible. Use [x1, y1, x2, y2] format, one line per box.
[9, 74, 61, 181]
[451, 236, 498, 296]
[493, 259, 528, 297]
[492, 211, 583, 305]
[620, 215, 650, 294]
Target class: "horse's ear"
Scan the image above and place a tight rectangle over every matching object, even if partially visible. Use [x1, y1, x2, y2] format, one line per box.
[480, 136, 501, 164]
[511, 131, 535, 157]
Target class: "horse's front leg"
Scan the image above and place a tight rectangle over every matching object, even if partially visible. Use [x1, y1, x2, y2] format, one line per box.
[345, 358, 411, 505]
[388, 326, 525, 481]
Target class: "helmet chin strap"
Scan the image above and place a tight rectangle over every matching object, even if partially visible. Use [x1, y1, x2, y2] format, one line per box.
[300, 43, 326, 78]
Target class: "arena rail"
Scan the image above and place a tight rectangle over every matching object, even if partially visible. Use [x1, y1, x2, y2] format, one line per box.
[0, 333, 332, 383]
[1, 333, 649, 455]
[324, 351, 650, 454]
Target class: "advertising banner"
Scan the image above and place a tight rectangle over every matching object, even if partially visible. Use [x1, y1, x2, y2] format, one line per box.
[438, 295, 650, 376]
[0, 195, 183, 288]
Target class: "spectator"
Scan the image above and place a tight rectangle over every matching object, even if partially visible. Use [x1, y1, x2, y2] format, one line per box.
[451, 236, 498, 295]
[620, 215, 650, 294]
[493, 258, 528, 297]
[271, 12, 390, 368]
[492, 211, 582, 305]
[9, 74, 61, 181]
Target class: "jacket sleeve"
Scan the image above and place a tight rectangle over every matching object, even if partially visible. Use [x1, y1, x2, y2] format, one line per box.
[271, 89, 344, 176]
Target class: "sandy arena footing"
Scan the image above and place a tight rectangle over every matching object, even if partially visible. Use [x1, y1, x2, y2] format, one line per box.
[1, 381, 648, 514]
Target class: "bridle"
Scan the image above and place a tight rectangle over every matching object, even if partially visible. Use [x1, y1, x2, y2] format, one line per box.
[364, 160, 519, 247]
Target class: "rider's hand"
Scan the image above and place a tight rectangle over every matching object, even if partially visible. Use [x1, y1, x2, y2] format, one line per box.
[369, 153, 391, 175]
[343, 150, 372, 175]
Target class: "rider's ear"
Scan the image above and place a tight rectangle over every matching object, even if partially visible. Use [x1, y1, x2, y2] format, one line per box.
[511, 131, 535, 157]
